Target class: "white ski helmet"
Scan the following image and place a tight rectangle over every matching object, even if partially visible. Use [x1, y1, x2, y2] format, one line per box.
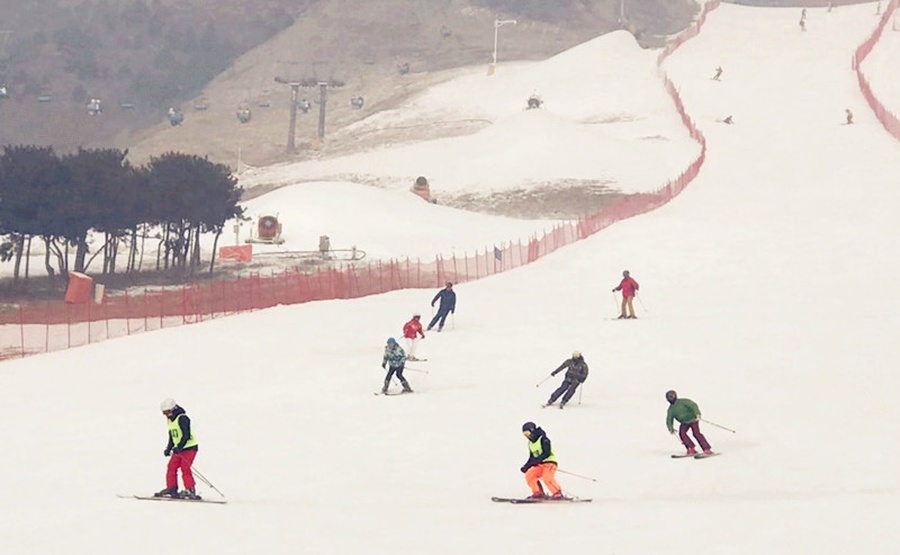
[160, 398, 177, 412]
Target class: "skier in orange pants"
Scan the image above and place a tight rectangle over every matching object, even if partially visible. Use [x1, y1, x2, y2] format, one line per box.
[520, 422, 565, 499]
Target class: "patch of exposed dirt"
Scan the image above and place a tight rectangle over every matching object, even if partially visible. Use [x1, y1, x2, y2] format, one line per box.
[438, 179, 626, 219]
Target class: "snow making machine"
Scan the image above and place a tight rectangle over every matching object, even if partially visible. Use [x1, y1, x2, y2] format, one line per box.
[246, 215, 285, 245]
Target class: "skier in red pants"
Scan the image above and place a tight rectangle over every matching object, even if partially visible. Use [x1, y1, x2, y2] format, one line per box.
[155, 398, 201, 499]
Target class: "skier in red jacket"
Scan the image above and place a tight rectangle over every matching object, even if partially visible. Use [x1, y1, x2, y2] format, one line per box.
[402, 314, 426, 361]
[612, 270, 640, 319]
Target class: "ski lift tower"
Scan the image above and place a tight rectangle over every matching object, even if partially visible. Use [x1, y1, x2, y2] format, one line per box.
[315, 80, 328, 143]
[275, 76, 333, 152]
[274, 76, 302, 153]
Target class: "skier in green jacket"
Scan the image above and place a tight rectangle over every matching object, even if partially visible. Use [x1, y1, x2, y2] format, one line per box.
[665, 390, 712, 456]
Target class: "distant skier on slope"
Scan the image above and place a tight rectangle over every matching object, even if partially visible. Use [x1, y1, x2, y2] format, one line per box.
[520, 422, 566, 500]
[665, 390, 713, 456]
[712, 66, 723, 81]
[402, 313, 426, 361]
[543, 351, 589, 409]
[612, 270, 640, 319]
[381, 337, 413, 394]
[427, 282, 456, 332]
[845, 109, 854, 125]
[155, 399, 201, 499]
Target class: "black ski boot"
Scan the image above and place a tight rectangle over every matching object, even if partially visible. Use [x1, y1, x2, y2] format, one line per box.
[154, 486, 179, 498]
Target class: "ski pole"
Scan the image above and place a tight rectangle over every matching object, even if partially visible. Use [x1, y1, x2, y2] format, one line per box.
[701, 418, 736, 434]
[192, 466, 226, 498]
[636, 291, 647, 312]
[557, 469, 598, 482]
[535, 375, 553, 387]
[578, 384, 583, 405]
[611, 291, 619, 312]
[406, 366, 429, 374]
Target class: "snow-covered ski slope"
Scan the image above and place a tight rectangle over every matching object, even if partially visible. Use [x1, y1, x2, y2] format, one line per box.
[2, 3, 900, 554]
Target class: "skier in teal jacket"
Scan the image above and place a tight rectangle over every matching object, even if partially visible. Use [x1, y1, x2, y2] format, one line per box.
[665, 390, 712, 456]
[381, 338, 413, 394]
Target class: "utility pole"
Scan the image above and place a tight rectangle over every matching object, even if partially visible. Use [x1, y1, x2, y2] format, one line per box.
[488, 17, 517, 76]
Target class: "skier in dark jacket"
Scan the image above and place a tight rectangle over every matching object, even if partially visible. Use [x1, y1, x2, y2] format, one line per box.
[427, 282, 456, 332]
[155, 398, 200, 499]
[544, 352, 589, 409]
[665, 390, 712, 456]
[520, 422, 564, 499]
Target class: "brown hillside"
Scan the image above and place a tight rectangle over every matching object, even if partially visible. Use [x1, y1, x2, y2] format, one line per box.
[121, 0, 697, 172]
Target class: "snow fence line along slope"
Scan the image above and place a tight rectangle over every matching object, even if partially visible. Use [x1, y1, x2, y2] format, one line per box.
[0, 0, 717, 360]
[853, 0, 900, 140]
[6, 0, 898, 360]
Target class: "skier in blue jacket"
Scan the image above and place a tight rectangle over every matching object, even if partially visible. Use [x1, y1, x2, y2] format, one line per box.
[427, 282, 456, 332]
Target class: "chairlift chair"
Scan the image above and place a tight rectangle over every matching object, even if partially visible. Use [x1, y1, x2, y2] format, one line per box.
[87, 98, 102, 115]
[167, 107, 184, 126]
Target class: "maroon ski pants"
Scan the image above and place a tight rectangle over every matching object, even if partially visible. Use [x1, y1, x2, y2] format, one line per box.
[679, 421, 711, 451]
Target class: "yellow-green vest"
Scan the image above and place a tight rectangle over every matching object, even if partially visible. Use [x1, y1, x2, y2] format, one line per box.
[528, 436, 557, 464]
[168, 414, 198, 449]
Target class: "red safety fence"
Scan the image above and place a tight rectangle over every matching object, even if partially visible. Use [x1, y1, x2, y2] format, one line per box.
[853, 0, 900, 141]
[35, 0, 900, 362]
[2, 4, 722, 360]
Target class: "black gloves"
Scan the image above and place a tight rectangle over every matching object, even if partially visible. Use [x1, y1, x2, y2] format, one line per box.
[164, 448, 171, 457]
[520, 464, 529, 473]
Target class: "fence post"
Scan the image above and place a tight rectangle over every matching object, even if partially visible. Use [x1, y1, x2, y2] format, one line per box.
[44, 302, 50, 354]
[18, 305, 25, 358]
[87, 295, 92, 346]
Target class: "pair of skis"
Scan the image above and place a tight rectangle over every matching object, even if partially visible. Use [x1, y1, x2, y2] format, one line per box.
[374, 390, 415, 396]
[118, 494, 226, 504]
[492, 495, 591, 504]
[671, 451, 720, 459]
